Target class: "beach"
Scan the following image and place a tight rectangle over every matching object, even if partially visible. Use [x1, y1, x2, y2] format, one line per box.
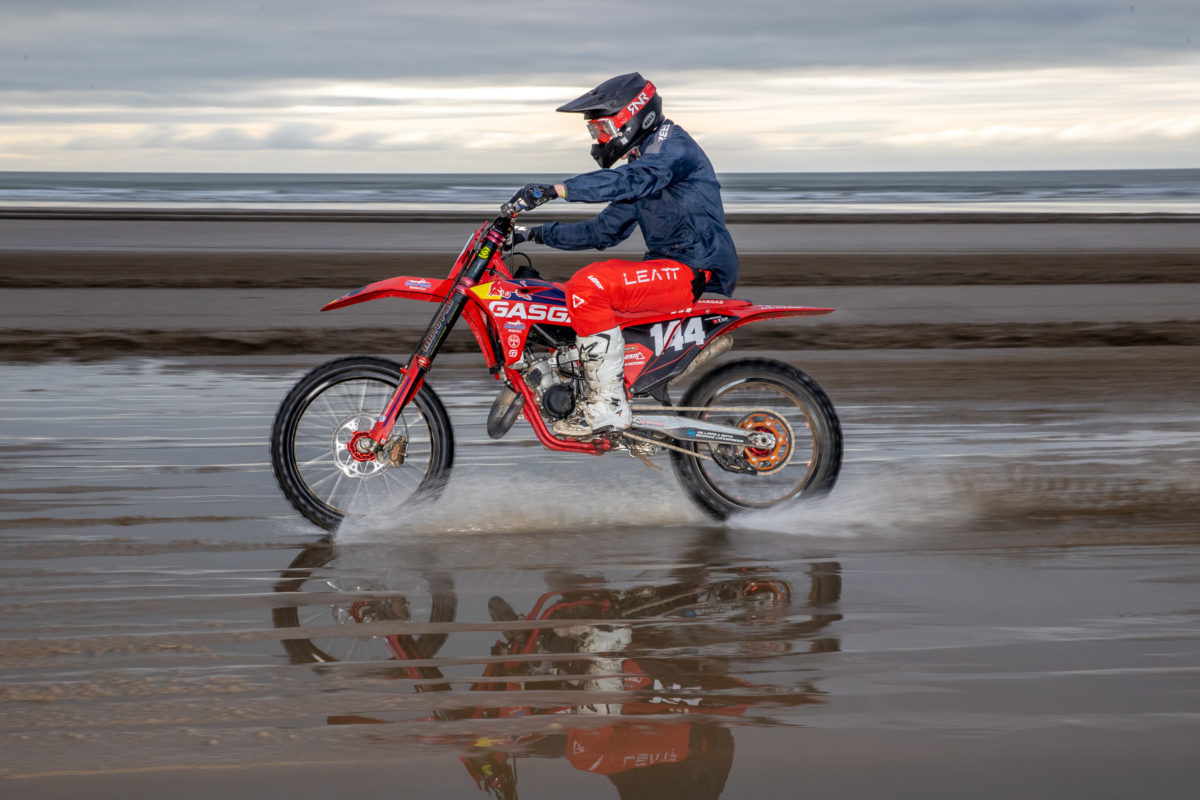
[1, 209, 1198, 797]
[2, 210, 1200, 360]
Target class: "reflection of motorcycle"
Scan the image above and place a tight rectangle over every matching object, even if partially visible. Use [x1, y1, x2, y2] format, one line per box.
[272, 540, 841, 799]
[269, 206, 842, 530]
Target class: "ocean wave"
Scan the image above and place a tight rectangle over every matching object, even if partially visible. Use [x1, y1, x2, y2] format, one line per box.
[2, 169, 1199, 213]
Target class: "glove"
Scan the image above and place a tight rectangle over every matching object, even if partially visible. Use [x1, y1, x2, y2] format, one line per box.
[508, 183, 558, 211]
[511, 225, 543, 246]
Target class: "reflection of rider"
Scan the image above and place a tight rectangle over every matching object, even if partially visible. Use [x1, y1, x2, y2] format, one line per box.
[506, 73, 739, 438]
[462, 721, 731, 800]
[457, 560, 839, 799]
[566, 722, 733, 800]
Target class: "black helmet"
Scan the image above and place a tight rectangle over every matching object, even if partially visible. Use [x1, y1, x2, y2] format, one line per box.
[557, 73, 663, 168]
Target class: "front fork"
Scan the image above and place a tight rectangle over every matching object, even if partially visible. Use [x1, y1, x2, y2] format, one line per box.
[353, 220, 512, 459]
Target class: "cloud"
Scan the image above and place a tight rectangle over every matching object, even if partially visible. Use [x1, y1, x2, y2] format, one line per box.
[3, 1, 1197, 94]
[1, 1, 1198, 170]
[262, 122, 334, 150]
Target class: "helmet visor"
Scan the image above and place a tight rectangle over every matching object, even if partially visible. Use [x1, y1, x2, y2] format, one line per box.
[585, 116, 620, 143]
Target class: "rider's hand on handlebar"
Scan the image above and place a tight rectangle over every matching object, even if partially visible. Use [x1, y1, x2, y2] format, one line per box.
[508, 183, 559, 211]
[510, 225, 543, 246]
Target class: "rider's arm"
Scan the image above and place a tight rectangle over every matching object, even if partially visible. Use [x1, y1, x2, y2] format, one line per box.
[539, 201, 638, 251]
[560, 135, 697, 204]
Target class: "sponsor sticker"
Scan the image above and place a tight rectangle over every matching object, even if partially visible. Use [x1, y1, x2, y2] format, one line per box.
[687, 429, 743, 443]
[648, 317, 705, 356]
[622, 265, 682, 286]
[404, 279, 433, 290]
[489, 300, 571, 324]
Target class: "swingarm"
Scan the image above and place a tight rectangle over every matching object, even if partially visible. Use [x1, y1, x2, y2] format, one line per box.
[629, 409, 782, 450]
[622, 405, 796, 476]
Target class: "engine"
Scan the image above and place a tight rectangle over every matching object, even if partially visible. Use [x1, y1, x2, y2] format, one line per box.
[521, 348, 581, 420]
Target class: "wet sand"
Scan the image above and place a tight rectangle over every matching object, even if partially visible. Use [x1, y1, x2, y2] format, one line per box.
[4, 211, 1200, 290]
[2, 210, 1200, 361]
[1, 211, 1198, 797]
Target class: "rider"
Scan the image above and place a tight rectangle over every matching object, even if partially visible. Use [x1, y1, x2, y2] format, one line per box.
[507, 73, 739, 437]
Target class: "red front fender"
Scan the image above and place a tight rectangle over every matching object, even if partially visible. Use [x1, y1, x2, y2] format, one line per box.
[322, 276, 451, 312]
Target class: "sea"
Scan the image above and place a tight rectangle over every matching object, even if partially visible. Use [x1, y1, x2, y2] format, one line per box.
[1, 169, 1199, 214]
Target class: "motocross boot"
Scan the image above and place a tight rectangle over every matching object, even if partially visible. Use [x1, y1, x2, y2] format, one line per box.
[553, 326, 632, 437]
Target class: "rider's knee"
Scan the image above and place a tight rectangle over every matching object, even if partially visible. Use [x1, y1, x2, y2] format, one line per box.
[565, 266, 619, 335]
[566, 266, 614, 306]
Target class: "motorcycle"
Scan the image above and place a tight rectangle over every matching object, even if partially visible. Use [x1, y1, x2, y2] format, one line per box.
[270, 202, 842, 529]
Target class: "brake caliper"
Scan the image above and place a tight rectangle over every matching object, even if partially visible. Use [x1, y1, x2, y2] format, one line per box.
[386, 437, 408, 466]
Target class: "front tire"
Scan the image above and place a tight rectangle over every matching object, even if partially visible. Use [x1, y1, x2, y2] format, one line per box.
[669, 359, 842, 520]
[270, 356, 455, 530]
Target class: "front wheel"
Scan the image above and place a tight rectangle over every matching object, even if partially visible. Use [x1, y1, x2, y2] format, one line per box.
[270, 356, 455, 530]
[669, 359, 842, 520]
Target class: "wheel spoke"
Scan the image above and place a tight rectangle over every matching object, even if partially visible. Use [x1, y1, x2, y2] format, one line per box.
[358, 379, 370, 416]
[315, 393, 342, 425]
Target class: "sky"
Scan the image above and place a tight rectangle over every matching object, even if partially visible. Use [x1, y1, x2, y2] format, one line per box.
[1, 0, 1198, 173]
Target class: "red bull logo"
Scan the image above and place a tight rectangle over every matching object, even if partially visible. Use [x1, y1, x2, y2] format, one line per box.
[482, 279, 537, 301]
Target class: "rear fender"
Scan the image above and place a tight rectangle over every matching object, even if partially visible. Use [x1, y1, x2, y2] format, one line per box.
[322, 276, 451, 312]
[623, 301, 833, 395]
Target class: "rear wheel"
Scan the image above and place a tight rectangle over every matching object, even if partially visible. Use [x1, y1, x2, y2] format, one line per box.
[270, 356, 455, 530]
[669, 359, 842, 520]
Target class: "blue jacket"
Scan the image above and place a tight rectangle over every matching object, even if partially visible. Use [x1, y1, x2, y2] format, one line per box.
[541, 121, 739, 296]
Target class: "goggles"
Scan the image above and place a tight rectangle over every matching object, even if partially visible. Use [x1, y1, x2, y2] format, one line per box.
[583, 80, 656, 144]
[586, 116, 620, 143]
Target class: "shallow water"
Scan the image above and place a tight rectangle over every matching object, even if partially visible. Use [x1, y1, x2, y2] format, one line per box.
[1, 357, 1197, 797]
[4, 169, 1200, 214]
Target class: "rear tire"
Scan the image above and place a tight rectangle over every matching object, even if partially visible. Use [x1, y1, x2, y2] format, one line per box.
[270, 356, 455, 530]
[669, 359, 842, 520]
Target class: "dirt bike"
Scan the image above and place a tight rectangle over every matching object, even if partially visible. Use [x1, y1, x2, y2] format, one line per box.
[270, 202, 842, 529]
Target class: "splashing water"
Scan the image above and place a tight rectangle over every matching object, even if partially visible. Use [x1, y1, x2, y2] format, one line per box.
[730, 464, 978, 540]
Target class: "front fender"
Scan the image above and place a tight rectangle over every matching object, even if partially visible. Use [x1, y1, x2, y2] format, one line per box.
[322, 276, 451, 312]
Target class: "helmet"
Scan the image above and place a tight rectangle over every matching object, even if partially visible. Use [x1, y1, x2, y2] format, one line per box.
[557, 73, 663, 168]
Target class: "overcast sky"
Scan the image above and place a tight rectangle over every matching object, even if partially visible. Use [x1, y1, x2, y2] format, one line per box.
[2, 1, 1197, 172]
